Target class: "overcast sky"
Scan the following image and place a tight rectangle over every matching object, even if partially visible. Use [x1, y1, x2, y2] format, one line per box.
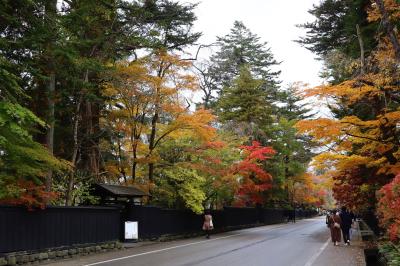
[180, 0, 324, 88]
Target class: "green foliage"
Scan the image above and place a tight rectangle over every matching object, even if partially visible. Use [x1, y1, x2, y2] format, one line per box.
[0, 58, 66, 204]
[52, 171, 100, 206]
[154, 132, 244, 209]
[379, 242, 400, 266]
[212, 21, 280, 89]
[154, 166, 206, 214]
[277, 83, 313, 121]
[297, 0, 378, 58]
[216, 67, 272, 127]
[264, 117, 313, 203]
[319, 50, 360, 84]
[199, 20, 281, 109]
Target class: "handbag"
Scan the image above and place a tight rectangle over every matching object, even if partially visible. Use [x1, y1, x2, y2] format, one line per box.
[334, 222, 340, 228]
[333, 216, 340, 228]
[209, 220, 214, 229]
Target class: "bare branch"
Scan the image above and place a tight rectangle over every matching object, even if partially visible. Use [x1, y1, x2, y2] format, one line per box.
[180, 43, 216, 61]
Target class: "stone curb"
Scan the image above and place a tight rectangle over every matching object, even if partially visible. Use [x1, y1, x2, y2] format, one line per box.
[0, 241, 124, 266]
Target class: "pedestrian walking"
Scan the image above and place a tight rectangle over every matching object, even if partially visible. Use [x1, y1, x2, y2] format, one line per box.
[328, 210, 342, 246]
[202, 210, 213, 239]
[325, 211, 331, 227]
[339, 206, 353, 245]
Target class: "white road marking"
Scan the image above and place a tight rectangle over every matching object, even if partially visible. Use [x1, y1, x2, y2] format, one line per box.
[83, 224, 289, 266]
[303, 238, 330, 266]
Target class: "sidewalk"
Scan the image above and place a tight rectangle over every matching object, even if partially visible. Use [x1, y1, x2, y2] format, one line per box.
[311, 221, 366, 266]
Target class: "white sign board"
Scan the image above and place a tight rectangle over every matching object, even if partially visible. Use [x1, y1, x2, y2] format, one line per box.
[125, 221, 138, 240]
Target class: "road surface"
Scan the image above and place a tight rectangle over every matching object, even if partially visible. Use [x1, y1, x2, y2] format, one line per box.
[48, 217, 336, 266]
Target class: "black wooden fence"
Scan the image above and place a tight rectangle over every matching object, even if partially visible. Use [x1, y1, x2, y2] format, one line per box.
[0, 205, 317, 254]
[0, 206, 121, 254]
[124, 206, 317, 239]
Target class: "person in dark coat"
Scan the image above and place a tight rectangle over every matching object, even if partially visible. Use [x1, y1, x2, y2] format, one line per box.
[328, 210, 342, 246]
[339, 206, 353, 245]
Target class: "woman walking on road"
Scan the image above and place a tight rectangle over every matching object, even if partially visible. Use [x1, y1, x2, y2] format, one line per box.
[202, 210, 213, 239]
[328, 210, 342, 246]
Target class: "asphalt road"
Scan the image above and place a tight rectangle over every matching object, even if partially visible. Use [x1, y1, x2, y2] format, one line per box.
[48, 217, 331, 266]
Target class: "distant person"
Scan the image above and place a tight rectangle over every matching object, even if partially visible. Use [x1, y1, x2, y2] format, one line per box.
[286, 209, 295, 223]
[325, 211, 331, 227]
[202, 210, 213, 239]
[340, 206, 353, 245]
[328, 210, 342, 246]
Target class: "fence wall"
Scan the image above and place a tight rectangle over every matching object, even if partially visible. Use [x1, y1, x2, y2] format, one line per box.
[0, 205, 317, 254]
[0, 206, 121, 254]
[124, 206, 314, 239]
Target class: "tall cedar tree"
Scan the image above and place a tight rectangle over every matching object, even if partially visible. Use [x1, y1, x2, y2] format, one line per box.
[202, 21, 280, 108]
[216, 67, 272, 141]
[263, 84, 314, 207]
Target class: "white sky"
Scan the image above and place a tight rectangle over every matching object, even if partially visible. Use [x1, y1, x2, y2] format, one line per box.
[180, 0, 324, 88]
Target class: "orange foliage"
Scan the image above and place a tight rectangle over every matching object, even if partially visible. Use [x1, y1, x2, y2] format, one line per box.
[102, 52, 216, 182]
[295, 2, 400, 212]
[368, 0, 400, 22]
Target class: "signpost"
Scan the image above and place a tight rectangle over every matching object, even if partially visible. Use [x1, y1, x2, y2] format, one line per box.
[125, 221, 138, 240]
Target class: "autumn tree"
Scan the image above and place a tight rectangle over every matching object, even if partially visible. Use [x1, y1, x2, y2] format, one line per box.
[180, 133, 244, 209]
[296, 0, 400, 216]
[103, 52, 215, 188]
[232, 141, 275, 206]
[153, 136, 275, 211]
[0, 0, 203, 206]
[377, 173, 400, 242]
[291, 173, 327, 208]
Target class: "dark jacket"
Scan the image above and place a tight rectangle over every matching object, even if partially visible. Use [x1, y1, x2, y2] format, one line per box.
[339, 211, 353, 229]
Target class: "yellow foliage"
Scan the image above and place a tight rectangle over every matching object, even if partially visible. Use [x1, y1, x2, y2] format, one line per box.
[101, 51, 216, 182]
[368, 0, 400, 22]
[295, 119, 342, 145]
[312, 153, 373, 172]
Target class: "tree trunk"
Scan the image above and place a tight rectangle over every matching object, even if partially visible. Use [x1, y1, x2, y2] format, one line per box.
[117, 136, 127, 184]
[44, 0, 57, 193]
[148, 109, 158, 182]
[131, 161, 137, 182]
[374, 0, 400, 62]
[86, 100, 95, 170]
[356, 24, 366, 75]
[284, 155, 290, 204]
[81, 69, 100, 178]
[46, 71, 55, 192]
[131, 140, 137, 183]
[147, 65, 163, 183]
[65, 94, 83, 206]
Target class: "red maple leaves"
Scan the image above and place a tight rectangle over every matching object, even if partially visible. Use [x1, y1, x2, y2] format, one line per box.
[377, 174, 400, 242]
[234, 141, 276, 206]
[0, 180, 57, 209]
